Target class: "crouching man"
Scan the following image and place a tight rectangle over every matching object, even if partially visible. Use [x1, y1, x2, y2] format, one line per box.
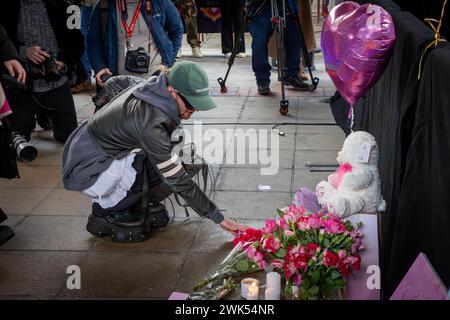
[62, 61, 245, 242]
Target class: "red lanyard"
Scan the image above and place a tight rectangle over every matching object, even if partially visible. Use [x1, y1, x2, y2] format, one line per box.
[117, 0, 145, 39]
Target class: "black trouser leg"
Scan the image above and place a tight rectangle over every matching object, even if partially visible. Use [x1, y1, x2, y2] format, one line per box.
[34, 82, 78, 143]
[232, 0, 246, 53]
[220, 0, 233, 53]
[4, 89, 39, 141]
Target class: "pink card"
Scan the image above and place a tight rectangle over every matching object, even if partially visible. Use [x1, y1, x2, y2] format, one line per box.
[168, 292, 190, 300]
[390, 253, 448, 300]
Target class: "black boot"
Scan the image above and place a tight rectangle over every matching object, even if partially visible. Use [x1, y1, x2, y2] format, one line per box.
[284, 76, 313, 91]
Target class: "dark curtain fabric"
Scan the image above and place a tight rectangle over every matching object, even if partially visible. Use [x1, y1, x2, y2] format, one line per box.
[393, 0, 450, 40]
[390, 42, 450, 300]
[351, 0, 449, 297]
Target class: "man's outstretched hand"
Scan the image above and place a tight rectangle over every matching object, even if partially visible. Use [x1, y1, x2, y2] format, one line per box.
[219, 218, 248, 236]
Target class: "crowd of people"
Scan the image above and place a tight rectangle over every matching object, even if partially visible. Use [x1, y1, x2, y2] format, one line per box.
[0, 0, 317, 243]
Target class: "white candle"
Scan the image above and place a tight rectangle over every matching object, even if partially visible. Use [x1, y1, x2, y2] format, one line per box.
[265, 288, 280, 300]
[266, 272, 281, 293]
[241, 278, 259, 299]
[247, 281, 259, 300]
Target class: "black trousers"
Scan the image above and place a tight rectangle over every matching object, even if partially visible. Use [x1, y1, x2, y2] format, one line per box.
[5, 81, 77, 143]
[220, 0, 246, 54]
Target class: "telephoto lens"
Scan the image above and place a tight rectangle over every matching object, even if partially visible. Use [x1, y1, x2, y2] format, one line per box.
[11, 132, 38, 162]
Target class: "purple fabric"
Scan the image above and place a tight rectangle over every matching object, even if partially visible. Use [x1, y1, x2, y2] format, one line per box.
[321, 1, 396, 106]
[292, 187, 321, 213]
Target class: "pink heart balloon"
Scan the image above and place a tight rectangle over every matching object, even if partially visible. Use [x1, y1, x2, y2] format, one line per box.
[321, 1, 396, 106]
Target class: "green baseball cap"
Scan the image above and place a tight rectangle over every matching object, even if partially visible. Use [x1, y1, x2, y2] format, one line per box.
[167, 61, 217, 111]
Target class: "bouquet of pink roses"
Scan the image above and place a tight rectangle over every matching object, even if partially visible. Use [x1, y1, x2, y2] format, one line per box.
[234, 205, 363, 299]
[192, 205, 363, 300]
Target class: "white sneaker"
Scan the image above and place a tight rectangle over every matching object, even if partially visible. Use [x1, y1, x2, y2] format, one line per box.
[192, 47, 203, 58]
[237, 52, 246, 58]
[176, 48, 182, 58]
[224, 52, 232, 59]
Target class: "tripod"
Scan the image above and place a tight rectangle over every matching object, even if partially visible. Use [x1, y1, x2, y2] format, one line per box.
[217, 0, 319, 115]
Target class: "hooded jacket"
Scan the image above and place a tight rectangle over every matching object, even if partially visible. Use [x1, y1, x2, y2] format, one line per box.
[62, 74, 224, 224]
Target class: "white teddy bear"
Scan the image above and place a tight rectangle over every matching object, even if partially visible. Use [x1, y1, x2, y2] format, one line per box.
[316, 131, 386, 217]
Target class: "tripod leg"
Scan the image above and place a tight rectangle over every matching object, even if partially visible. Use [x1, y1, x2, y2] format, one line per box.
[217, 0, 269, 93]
[285, 1, 320, 91]
[273, 0, 289, 115]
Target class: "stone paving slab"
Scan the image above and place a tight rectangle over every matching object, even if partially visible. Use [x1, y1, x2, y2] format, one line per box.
[213, 191, 292, 219]
[0, 251, 86, 297]
[0, 187, 53, 215]
[1, 216, 96, 251]
[216, 168, 293, 193]
[58, 251, 185, 299]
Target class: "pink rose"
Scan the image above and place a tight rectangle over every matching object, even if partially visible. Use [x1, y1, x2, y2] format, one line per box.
[323, 249, 339, 267]
[272, 259, 284, 269]
[284, 230, 295, 237]
[297, 217, 311, 231]
[323, 217, 346, 234]
[344, 255, 361, 270]
[262, 219, 277, 234]
[261, 235, 281, 253]
[278, 218, 290, 231]
[308, 215, 323, 229]
[293, 273, 302, 286]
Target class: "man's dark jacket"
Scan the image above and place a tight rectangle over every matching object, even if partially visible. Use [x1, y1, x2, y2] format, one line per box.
[62, 74, 224, 224]
[0, 0, 84, 69]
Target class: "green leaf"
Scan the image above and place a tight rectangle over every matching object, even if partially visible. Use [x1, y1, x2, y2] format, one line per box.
[277, 208, 285, 218]
[311, 269, 320, 284]
[333, 278, 345, 288]
[325, 278, 334, 287]
[323, 238, 330, 247]
[308, 285, 320, 296]
[275, 248, 287, 258]
[235, 260, 250, 272]
[331, 270, 341, 280]
[357, 221, 363, 229]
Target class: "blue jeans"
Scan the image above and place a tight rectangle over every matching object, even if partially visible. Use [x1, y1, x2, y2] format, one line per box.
[80, 5, 93, 79]
[248, 5, 300, 86]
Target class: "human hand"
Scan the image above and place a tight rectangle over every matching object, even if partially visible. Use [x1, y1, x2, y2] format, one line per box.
[219, 218, 248, 236]
[95, 68, 113, 86]
[26, 46, 50, 65]
[3, 59, 26, 84]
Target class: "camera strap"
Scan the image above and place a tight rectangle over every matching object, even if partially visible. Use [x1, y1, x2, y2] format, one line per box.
[118, 0, 152, 48]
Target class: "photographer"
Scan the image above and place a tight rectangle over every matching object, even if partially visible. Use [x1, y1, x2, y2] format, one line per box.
[87, 0, 183, 87]
[0, 24, 24, 246]
[62, 61, 247, 242]
[0, 0, 84, 143]
[246, 0, 311, 95]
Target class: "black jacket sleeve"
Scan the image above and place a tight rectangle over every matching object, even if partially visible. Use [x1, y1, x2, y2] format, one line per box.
[139, 118, 225, 224]
[0, 24, 20, 62]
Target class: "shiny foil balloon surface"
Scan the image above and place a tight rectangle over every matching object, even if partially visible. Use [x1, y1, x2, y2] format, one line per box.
[321, 2, 396, 106]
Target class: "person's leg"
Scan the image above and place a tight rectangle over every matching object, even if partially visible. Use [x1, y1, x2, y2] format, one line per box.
[284, 17, 301, 79]
[80, 5, 93, 81]
[35, 82, 77, 143]
[183, 0, 201, 49]
[248, 6, 274, 88]
[3, 89, 38, 140]
[232, 0, 246, 54]
[219, 0, 233, 54]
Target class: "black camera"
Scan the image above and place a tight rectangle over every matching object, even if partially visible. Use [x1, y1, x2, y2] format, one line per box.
[125, 47, 150, 74]
[11, 132, 38, 162]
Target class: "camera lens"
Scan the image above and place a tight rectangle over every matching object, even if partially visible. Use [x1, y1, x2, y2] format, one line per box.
[136, 56, 147, 67]
[12, 133, 38, 162]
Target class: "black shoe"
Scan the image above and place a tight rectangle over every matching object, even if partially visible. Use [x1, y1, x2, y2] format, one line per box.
[86, 213, 153, 243]
[258, 85, 271, 95]
[284, 76, 313, 91]
[36, 112, 52, 130]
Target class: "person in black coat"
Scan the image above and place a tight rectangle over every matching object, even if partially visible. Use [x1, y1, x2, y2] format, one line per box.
[0, 0, 84, 143]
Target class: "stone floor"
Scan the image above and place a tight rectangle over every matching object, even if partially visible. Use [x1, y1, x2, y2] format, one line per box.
[0, 20, 345, 299]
